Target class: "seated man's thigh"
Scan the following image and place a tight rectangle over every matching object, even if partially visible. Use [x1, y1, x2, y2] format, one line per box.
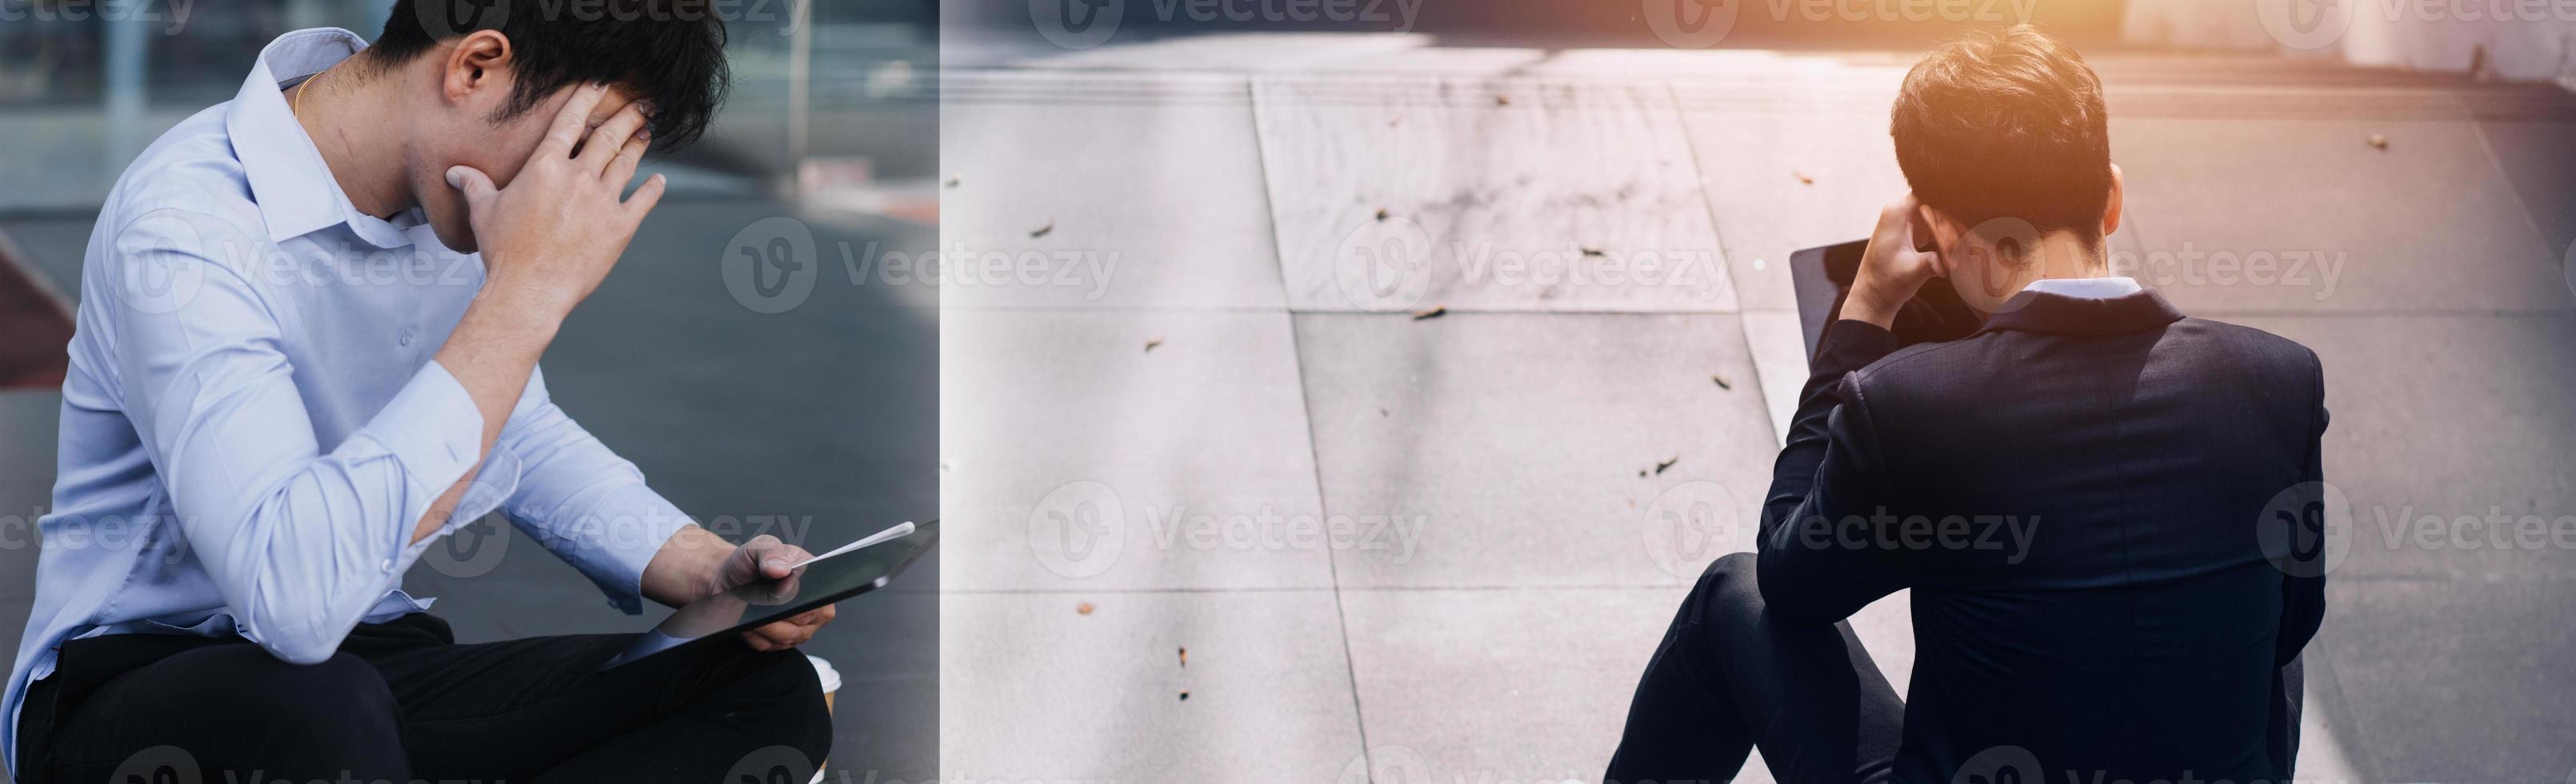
[46, 645, 406, 782]
[364, 633, 829, 780]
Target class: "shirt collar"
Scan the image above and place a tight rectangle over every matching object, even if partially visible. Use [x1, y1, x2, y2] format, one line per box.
[224, 28, 420, 250]
[1976, 282, 2185, 338]
[2022, 276, 2143, 299]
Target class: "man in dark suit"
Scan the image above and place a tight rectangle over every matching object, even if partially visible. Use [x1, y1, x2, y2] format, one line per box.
[1606, 25, 2330, 784]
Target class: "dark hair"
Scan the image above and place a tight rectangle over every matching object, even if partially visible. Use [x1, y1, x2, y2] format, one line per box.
[1890, 24, 2110, 240]
[371, 0, 731, 149]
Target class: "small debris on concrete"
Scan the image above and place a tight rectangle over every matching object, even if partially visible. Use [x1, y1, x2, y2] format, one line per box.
[1178, 647, 1189, 668]
[945, 176, 961, 188]
[1075, 602, 1095, 615]
[1145, 338, 1164, 353]
[1410, 304, 1447, 321]
[1374, 207, 1390, 222]
[1654, 455, 1680, 475]
[1495, 94, 1511, 106]
[1580, 247, 1605, 257]
[1178, 690, 1190, 701]
[1711, 374, 1733, 390]
[1030, 221, 1054, 238]
[1794, 170, 1815, 185]
[2366, 134, 2390, 150]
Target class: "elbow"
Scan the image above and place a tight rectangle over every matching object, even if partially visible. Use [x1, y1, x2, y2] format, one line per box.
[1752, 550, 1844, 626]
[254, 627, 346, 666]
[239, 592, 365, 666]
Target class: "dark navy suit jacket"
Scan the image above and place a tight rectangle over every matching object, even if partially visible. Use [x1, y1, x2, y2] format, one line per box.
[1760, 287, 2330, 783]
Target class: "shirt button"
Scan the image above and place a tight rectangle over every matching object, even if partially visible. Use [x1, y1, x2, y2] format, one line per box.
[381, 558, 395, 573]
[398, 327, 416, 347]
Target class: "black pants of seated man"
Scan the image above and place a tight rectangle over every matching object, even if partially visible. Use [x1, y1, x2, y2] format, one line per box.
[14, 613, 832, 784]
[1602, 553, 2304, 784]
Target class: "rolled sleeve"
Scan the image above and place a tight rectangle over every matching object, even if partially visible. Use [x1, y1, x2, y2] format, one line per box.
[364, 361, 485, 511]
[106, 212, 491, 662]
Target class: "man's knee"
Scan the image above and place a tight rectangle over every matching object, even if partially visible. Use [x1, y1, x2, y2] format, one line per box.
[125, 646, 406, 777]
[1689, 552, 1766, 629]
[725, 647, 835, 765]
[206, 647, 399, 735]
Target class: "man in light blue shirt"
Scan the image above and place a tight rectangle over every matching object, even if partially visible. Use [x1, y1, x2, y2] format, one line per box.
[8, 4, 838, 782]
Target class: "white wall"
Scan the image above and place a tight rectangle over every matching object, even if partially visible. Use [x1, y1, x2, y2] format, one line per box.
[2123, 1, 2576, 86]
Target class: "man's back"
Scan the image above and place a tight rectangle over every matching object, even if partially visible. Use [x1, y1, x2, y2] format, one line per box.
[1838, 291, 2328, 780]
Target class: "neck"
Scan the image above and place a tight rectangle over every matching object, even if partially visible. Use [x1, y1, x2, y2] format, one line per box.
[288, 54, 414, 221]
[2018, 231, 2111, 284]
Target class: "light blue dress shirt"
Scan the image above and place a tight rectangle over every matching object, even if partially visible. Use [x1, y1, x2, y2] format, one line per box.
[5, 29, 694, 773]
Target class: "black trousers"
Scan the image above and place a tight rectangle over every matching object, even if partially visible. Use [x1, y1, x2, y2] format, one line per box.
[1605, 552, 1904, 784]
[1604, 553, 2306, 784]
[14, 614, 833, 784]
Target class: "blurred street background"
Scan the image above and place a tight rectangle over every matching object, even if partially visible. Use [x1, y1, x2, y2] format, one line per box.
[1, 0, 940, 778]
[934, 2, 2576, 783]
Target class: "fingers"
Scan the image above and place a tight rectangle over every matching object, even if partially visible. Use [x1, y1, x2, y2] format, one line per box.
[605, 130, 650, 187]
[578, 102, 651, 175]
[445, 166, 498, 210]
[622, 173, 668, 221]
[537, 83, 611, 161]
[742, 610, 830, 650]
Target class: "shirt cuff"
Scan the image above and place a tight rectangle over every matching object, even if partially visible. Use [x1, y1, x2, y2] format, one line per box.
[362, 361, 486, 568]
[370, 361, 485, 491]
[555, 482, 694, 614]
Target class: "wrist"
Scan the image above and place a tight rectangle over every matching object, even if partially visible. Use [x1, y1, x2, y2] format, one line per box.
[1842, 281, 1906, 330]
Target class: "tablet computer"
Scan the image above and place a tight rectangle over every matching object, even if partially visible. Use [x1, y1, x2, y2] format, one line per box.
[1789, 238, 1982, 364]
[601, 518, 939, 670]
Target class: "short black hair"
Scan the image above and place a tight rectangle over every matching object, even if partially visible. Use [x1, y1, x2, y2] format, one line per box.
[1891, 24, 2111, 240]
[372, 0, 731, 150]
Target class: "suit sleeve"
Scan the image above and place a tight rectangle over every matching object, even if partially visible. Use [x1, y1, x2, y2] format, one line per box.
[2276, 351, 2330, 666]
[1754, 320, 1911, 625]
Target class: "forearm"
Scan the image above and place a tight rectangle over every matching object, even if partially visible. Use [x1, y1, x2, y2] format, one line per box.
[414, 293, 562, 542]
[1759, 320, 1898, 538]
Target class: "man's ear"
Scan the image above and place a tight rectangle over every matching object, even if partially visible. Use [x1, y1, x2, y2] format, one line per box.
[2101, 162, 2125, 238]
[1916, 202, 1966, 253]
[438, 30, 514, 109]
